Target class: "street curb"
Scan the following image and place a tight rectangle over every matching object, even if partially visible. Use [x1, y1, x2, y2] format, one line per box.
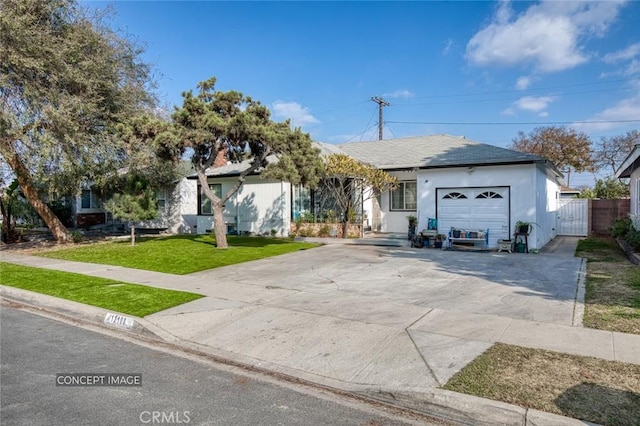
[572, 257, 587, 327]
[0, 286, 598, 426]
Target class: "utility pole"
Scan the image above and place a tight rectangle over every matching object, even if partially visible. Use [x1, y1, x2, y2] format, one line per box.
[370, 96, 390, 140]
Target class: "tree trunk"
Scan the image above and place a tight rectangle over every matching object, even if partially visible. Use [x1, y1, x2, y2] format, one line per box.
[341, 206, 350, 239]
[0, 197, 18, 243]
[2, 145, 71, 243]
[196, 168, 229, 249]
[130, 223, 135, 246]
[212, 202, 228, 248]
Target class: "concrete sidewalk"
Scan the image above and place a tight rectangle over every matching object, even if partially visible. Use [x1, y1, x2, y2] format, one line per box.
[2, 241, 639, 425]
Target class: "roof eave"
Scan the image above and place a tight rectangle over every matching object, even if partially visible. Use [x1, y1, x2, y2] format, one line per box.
[615, 145, 640, 178]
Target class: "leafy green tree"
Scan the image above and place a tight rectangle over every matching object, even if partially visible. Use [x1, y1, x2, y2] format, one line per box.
[171, 77, 322, 248]
[594, 130, 640, 176]
[320, 154, 397, 238]
[594, 177, 629, 199]
[0, 0, 154, 242]
[577, 186, 597, 199]
[509, 126, 594, 187]
[104, 176, 158, 246]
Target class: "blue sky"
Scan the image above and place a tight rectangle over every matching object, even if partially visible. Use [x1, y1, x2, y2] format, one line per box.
[89, 1, 640, 186]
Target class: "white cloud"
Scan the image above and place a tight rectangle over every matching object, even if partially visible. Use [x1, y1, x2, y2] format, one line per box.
[538, 111, 549, 118]
[466, 0, 626, 73]
[272, 101, 319, 127]
[513, 95, 556, 112]
[442, 38, 454, 55]
[603, 42, 640, 63]
[382, 89, 415, 99]
[626, 59, 640, 76]
[515, 76, 532, 90]
[573, 91, 640, 131]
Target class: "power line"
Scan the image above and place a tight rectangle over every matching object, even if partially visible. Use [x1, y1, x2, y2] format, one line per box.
[386, 119, 640, 126]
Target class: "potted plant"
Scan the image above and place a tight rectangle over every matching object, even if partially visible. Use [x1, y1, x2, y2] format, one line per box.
[434, 233, 446, 248]
[515, 221, 533, 234]
[407, 215, 418, 240]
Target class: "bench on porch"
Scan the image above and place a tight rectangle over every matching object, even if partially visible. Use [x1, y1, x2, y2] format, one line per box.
[448, 227, 489, 250]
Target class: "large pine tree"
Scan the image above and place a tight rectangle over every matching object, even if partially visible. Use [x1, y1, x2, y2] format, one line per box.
[0, 0, 155, 242]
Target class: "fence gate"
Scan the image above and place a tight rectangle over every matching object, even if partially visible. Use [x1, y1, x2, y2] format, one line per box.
[557, 199, 588, 236]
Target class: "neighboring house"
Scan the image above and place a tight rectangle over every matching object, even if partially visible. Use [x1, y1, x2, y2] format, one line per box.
[73, 161, 198, 233]
[560, 186, 581, 199]
[71, 134, 564, 249]
[615, 144, 640, 229]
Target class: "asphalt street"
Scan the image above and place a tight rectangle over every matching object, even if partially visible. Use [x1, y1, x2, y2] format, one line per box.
[0, 307, 443, 426]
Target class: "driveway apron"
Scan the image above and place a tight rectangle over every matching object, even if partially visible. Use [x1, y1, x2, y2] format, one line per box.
[146, 243, 588, 391]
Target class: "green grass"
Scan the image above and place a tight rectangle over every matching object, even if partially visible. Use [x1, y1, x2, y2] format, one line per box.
[38, 235, 319, 274]
[0, 262, 203, 317]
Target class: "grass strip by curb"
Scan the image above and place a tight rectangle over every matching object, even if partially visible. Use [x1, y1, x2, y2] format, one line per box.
[444, 343, 640, 426]
[576, 236, 640, 335]
[38, 235, 319, 275]
[0, 262, 203, 317]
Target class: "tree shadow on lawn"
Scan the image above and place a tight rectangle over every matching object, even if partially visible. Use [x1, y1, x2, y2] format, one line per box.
[139, 234, 302, 248]
[555, 382, 640, 426]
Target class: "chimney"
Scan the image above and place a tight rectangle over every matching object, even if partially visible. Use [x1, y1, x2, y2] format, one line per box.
[213, 146, 228, 167]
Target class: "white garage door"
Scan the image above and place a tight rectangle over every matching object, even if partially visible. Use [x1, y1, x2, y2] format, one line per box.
[436, 187, 510, 246]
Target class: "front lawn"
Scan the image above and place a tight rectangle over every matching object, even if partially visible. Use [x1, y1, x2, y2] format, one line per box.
[38, 235, 319, 275]
[0, 262, 203, 317]
[444, 343, 640, 426]
[576, 236, 640, 335]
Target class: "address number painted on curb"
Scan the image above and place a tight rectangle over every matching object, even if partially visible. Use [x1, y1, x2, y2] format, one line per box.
[104, 313, 134, 329]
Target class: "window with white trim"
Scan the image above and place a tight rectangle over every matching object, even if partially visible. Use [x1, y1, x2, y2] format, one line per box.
[156, 189, 167, 213]
[80, 189, 100, 209]
[199, 184, 222, 215]
[391, 181, 417, 211]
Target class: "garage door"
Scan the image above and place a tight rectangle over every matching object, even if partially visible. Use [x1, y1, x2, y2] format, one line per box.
[436, 187, 510, 246]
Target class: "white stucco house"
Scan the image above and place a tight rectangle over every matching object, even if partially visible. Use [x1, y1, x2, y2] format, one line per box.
[77, 134, 564, 250]
[172, 134, 563, 250]
[615, 144, 640, 228]
[337, 135, 563, 250]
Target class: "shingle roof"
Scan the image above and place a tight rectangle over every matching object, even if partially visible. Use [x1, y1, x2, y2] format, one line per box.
[336, 134, 552, 170]
[189, 135, 561, 178]
[192, 142, 344, 178]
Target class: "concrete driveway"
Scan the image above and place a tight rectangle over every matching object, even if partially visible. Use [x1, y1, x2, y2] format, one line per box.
[146, 244, 586, 392]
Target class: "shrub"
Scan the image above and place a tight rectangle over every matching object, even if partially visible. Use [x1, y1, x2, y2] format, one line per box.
[625, 227, 640, 251]
[317, 224, 331, 237]
[611, 218, 632, 238]
[70, 230, 83, 243]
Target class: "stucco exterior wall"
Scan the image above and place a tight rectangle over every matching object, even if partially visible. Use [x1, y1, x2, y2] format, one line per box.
[631, 168, 640, 229]
[367, 163, 561, 249]
[195, 176, 291, 237]
[536, 164, 560, 247]
[136, 178, 198, 233]
[378, 170, 418, 234]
